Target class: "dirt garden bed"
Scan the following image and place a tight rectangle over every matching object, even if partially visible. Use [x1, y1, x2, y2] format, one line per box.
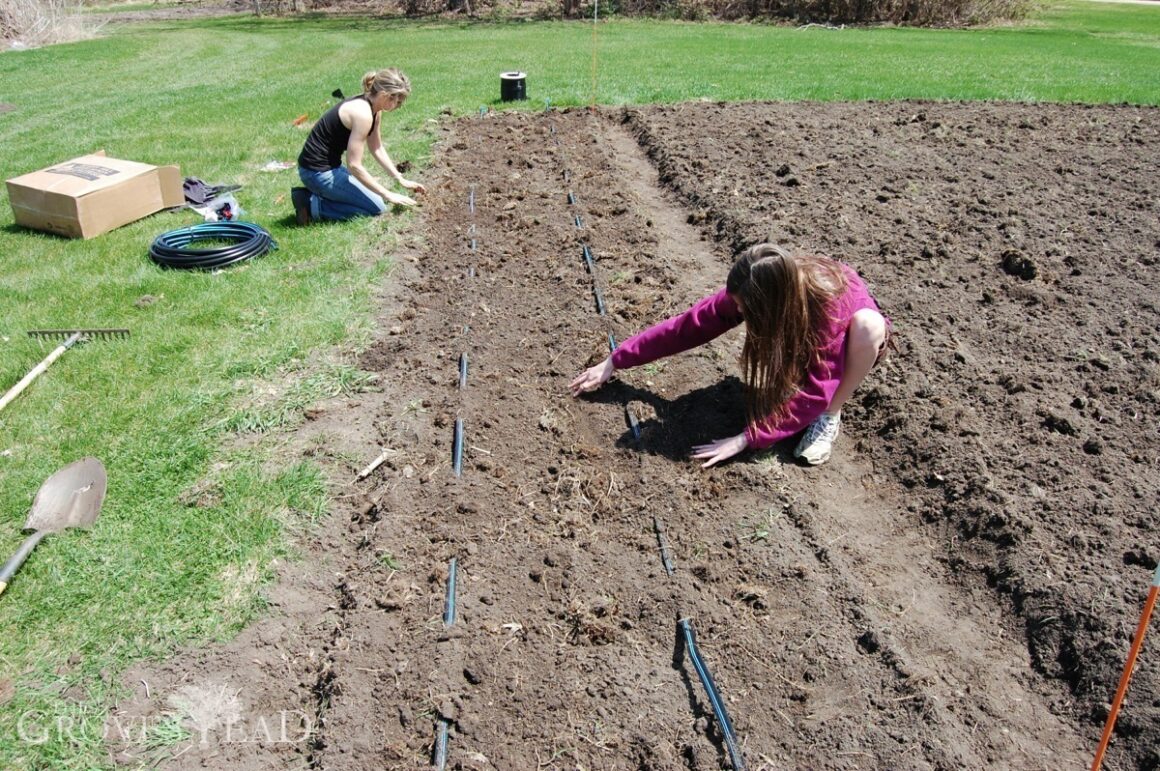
[110, 101, 1159, 770]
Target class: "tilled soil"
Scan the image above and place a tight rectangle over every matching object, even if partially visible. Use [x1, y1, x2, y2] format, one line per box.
[112, 102, 1159, 770]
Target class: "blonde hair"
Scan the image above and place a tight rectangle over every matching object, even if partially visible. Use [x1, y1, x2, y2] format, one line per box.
[362, 68, 411, 100]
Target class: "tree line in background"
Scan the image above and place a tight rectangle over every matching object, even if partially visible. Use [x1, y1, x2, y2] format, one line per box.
[256, 0, 1029, 26]
[310, 0, 1024, 24]
[3, 0, 1030, 54]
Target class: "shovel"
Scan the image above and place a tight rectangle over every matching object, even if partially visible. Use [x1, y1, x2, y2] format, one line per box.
[0, 457, 106, 597]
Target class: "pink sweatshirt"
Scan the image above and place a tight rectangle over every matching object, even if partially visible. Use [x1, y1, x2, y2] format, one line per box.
[610, 265, 881, 450]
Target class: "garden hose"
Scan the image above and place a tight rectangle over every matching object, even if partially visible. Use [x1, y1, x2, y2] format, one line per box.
[148, 221, 276, 269]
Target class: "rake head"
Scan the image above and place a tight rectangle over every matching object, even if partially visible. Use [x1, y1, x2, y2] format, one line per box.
[27, 328, 130, 342]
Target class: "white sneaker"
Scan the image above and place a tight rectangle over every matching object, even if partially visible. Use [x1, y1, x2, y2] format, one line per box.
[794, 412, 841, 466]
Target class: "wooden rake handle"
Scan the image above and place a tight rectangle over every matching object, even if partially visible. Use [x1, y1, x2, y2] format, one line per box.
[1091, 564, 1160, 770]
[0, 332, 82, 414]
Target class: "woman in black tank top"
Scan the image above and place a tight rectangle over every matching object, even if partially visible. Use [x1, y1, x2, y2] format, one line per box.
[292, 68, 425, 225]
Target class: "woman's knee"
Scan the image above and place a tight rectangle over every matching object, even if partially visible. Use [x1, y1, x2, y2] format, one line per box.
[849, 309, 887, 358]
[366, 194, 388, 215]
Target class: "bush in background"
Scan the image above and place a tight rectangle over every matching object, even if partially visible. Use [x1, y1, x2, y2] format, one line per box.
[604, 0, 1031, 23]
[289, 0, 1031, 25]
[1, 0, 100, 47]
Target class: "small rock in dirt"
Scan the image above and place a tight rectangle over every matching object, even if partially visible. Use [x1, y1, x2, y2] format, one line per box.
[1001, 249, 1037, 280]
[402, 465, 415, 478]
[375, 594, 404, 611]
[439, 700, 457, 721]
[857, 630, 881, 654]
[1041, 412, 1078, 436]
[464, 668, 483, 685]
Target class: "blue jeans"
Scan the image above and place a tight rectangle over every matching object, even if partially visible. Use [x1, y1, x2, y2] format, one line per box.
[298, 166, 386, 222]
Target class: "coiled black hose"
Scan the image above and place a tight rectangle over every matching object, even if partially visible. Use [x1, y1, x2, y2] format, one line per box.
[149, 222, 276, 269]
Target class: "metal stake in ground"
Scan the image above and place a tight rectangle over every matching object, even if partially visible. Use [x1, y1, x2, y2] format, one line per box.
[1091, 563, 1160, 771]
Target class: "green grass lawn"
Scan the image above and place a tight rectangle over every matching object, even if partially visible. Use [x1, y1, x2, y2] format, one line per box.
[0, 2, 1157, 766]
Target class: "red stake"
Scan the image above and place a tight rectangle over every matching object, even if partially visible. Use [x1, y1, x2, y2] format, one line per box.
[1091, 564, 1160, 771]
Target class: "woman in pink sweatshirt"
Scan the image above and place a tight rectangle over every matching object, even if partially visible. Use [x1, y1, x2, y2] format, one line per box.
[570, 244, 889, 467]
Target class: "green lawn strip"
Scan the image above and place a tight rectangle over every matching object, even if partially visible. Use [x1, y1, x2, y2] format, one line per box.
[0, 3, 1157, 766]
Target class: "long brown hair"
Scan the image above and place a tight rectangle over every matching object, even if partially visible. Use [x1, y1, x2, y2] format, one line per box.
[725, 244, 847, 430]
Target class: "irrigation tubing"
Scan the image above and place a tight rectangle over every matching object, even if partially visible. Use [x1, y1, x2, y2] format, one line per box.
[148, 222, 276, 269]
[453, 418, 464, 477]
[433, 719, 450, 770]
[626, 406, 641, 442]
[654, 517, 675, 576]
[582, 244, 596, 274]
[458, 354, 469, 389]
[680, 619, 745, 771]
[444, 557, 459, 627]
[593, 286, 607, 316]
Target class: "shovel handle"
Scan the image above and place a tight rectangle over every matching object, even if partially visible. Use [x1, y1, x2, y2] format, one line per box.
[0, 333, 82, 414]
[0, 530, 49, 596]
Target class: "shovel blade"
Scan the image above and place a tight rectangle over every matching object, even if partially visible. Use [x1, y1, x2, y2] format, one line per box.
[24, 458, 107, 533]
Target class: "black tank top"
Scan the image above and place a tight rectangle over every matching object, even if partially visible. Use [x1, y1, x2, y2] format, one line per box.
[298, 95, 377, 171]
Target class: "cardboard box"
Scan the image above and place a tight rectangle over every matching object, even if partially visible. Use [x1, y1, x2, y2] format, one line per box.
[6, 151, 183, 239]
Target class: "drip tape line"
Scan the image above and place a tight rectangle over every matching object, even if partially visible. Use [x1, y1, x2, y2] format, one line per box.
[653, 516, 675, 576]
[434, 719, 450, 769]
[582, 244, 596, 273]
[452, 418, 464, 477]
[626, 406, 641, 443]
[468, 266, 475, 279]
[444, 557, 458, 627]
[575, 215, 584, 229]
[458, 353, 469, 389]
[470, 238, 477, 251]
[568, 191, 576, 205]
[680, 619, 745, 771]
[468, 186, 476, 214]
[593, 286, 606, 316]
[608, 333, 617, 352]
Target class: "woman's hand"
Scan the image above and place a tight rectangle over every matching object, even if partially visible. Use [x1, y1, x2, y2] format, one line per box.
[570, 356, 615, 396]
[400, 178, 427, 194]
[384, 191, 418, 207]
[691, 432, 748, 468]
